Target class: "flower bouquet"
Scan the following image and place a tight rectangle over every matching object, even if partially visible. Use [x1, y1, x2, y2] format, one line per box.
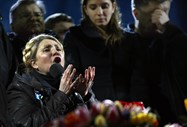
[46, 99, 159, 127]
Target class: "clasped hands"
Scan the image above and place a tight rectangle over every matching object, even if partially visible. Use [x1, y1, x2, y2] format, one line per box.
[59, 64, 95, 97]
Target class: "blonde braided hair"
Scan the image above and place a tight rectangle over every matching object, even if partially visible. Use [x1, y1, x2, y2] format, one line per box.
[22, 34, 63, 72]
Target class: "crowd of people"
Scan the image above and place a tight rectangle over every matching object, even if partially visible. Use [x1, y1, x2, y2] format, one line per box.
[0, 0, 187, 126]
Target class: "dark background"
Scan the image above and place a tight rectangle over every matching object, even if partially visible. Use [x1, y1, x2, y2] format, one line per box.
[1, 0, 187, 33]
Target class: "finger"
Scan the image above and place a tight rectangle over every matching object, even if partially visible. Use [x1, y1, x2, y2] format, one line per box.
[61, 65, 72, 85]
[84, 69, 89, 83]
[70, 76, 79, 90]
[90, 67, 95, 81]
[78, 74, 83, 83]
[63, 64, 73, 78]
[87, 67, 91, 79]
[69, 68, 76, 81]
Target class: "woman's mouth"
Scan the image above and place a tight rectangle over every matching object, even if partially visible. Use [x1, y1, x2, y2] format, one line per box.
[53, 57, 61, 63]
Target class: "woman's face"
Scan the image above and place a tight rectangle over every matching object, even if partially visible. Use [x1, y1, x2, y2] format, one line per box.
[84, 0, 115, 27]
[31, 39, 64, 75]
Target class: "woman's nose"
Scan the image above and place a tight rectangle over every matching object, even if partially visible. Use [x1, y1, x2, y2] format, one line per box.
[51, 47, 59, 55]
[96, 7, 103, 15]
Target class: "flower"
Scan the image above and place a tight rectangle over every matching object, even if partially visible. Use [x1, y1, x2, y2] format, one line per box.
[46, 100, 159, 127]
[184, 99, 187, 112]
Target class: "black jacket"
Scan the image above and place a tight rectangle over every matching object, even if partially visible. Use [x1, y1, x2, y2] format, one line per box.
[63, 20, 149, 103]
[0, 22, 17, 127]
[7, 65, 96, 127]
[126, 22, 187, 124]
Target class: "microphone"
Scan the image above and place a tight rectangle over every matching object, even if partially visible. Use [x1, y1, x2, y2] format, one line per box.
[49, 63, 82, 81]
[49, 63, 64, 78]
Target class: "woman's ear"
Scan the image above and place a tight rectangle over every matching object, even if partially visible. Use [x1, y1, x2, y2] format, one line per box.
[31, 60, 38, 70]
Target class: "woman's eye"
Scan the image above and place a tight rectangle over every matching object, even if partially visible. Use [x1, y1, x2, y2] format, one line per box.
[89, 5, 97, 10]
[54, 45, 62, 51]
[43, 48, 50, 52]
[56, 47, 61, 51]
[101, 3, 109, 9]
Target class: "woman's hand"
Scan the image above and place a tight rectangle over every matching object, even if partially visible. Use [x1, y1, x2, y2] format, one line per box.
[74, 66, 95, 96]
[59, 64, 79, 95]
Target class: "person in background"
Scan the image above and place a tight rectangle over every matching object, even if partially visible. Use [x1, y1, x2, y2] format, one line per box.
[7, 34, 96, 127]
[127, 0, 187, 125]
[63, 0, 149, 105]
[8, 0, 56, 64]
[0, 14, 17, 127]
[45, 13, 75, 43]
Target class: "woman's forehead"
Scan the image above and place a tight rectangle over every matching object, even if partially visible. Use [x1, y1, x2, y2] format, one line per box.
[39, 39, 61, 47]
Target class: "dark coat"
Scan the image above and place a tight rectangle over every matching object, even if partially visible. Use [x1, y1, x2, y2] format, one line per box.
[159, 23, 187, 119]
[63, 20, 149, 103]
[0, 22, 17, 127]
[126, 22, 187, 124]
[7, 66, 96, 127]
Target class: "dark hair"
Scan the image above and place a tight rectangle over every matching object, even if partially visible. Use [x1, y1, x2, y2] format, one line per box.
[9, 0, 46, 24]
[131, 0, 172, 9]
[81, 0, 124, 45]
[45, 13, 73, 30]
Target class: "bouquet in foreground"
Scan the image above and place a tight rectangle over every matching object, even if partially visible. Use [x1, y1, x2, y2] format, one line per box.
[46, 100, 159, 127]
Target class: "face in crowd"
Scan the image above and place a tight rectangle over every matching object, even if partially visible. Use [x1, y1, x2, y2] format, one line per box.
[45, 13, 75, 42]
[23, 34, 64, 75]
[83, 0, 116, 28]
[53, 20, 74, 42]
[10, 3, 45, 36]
[132, 0, 171, 35]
